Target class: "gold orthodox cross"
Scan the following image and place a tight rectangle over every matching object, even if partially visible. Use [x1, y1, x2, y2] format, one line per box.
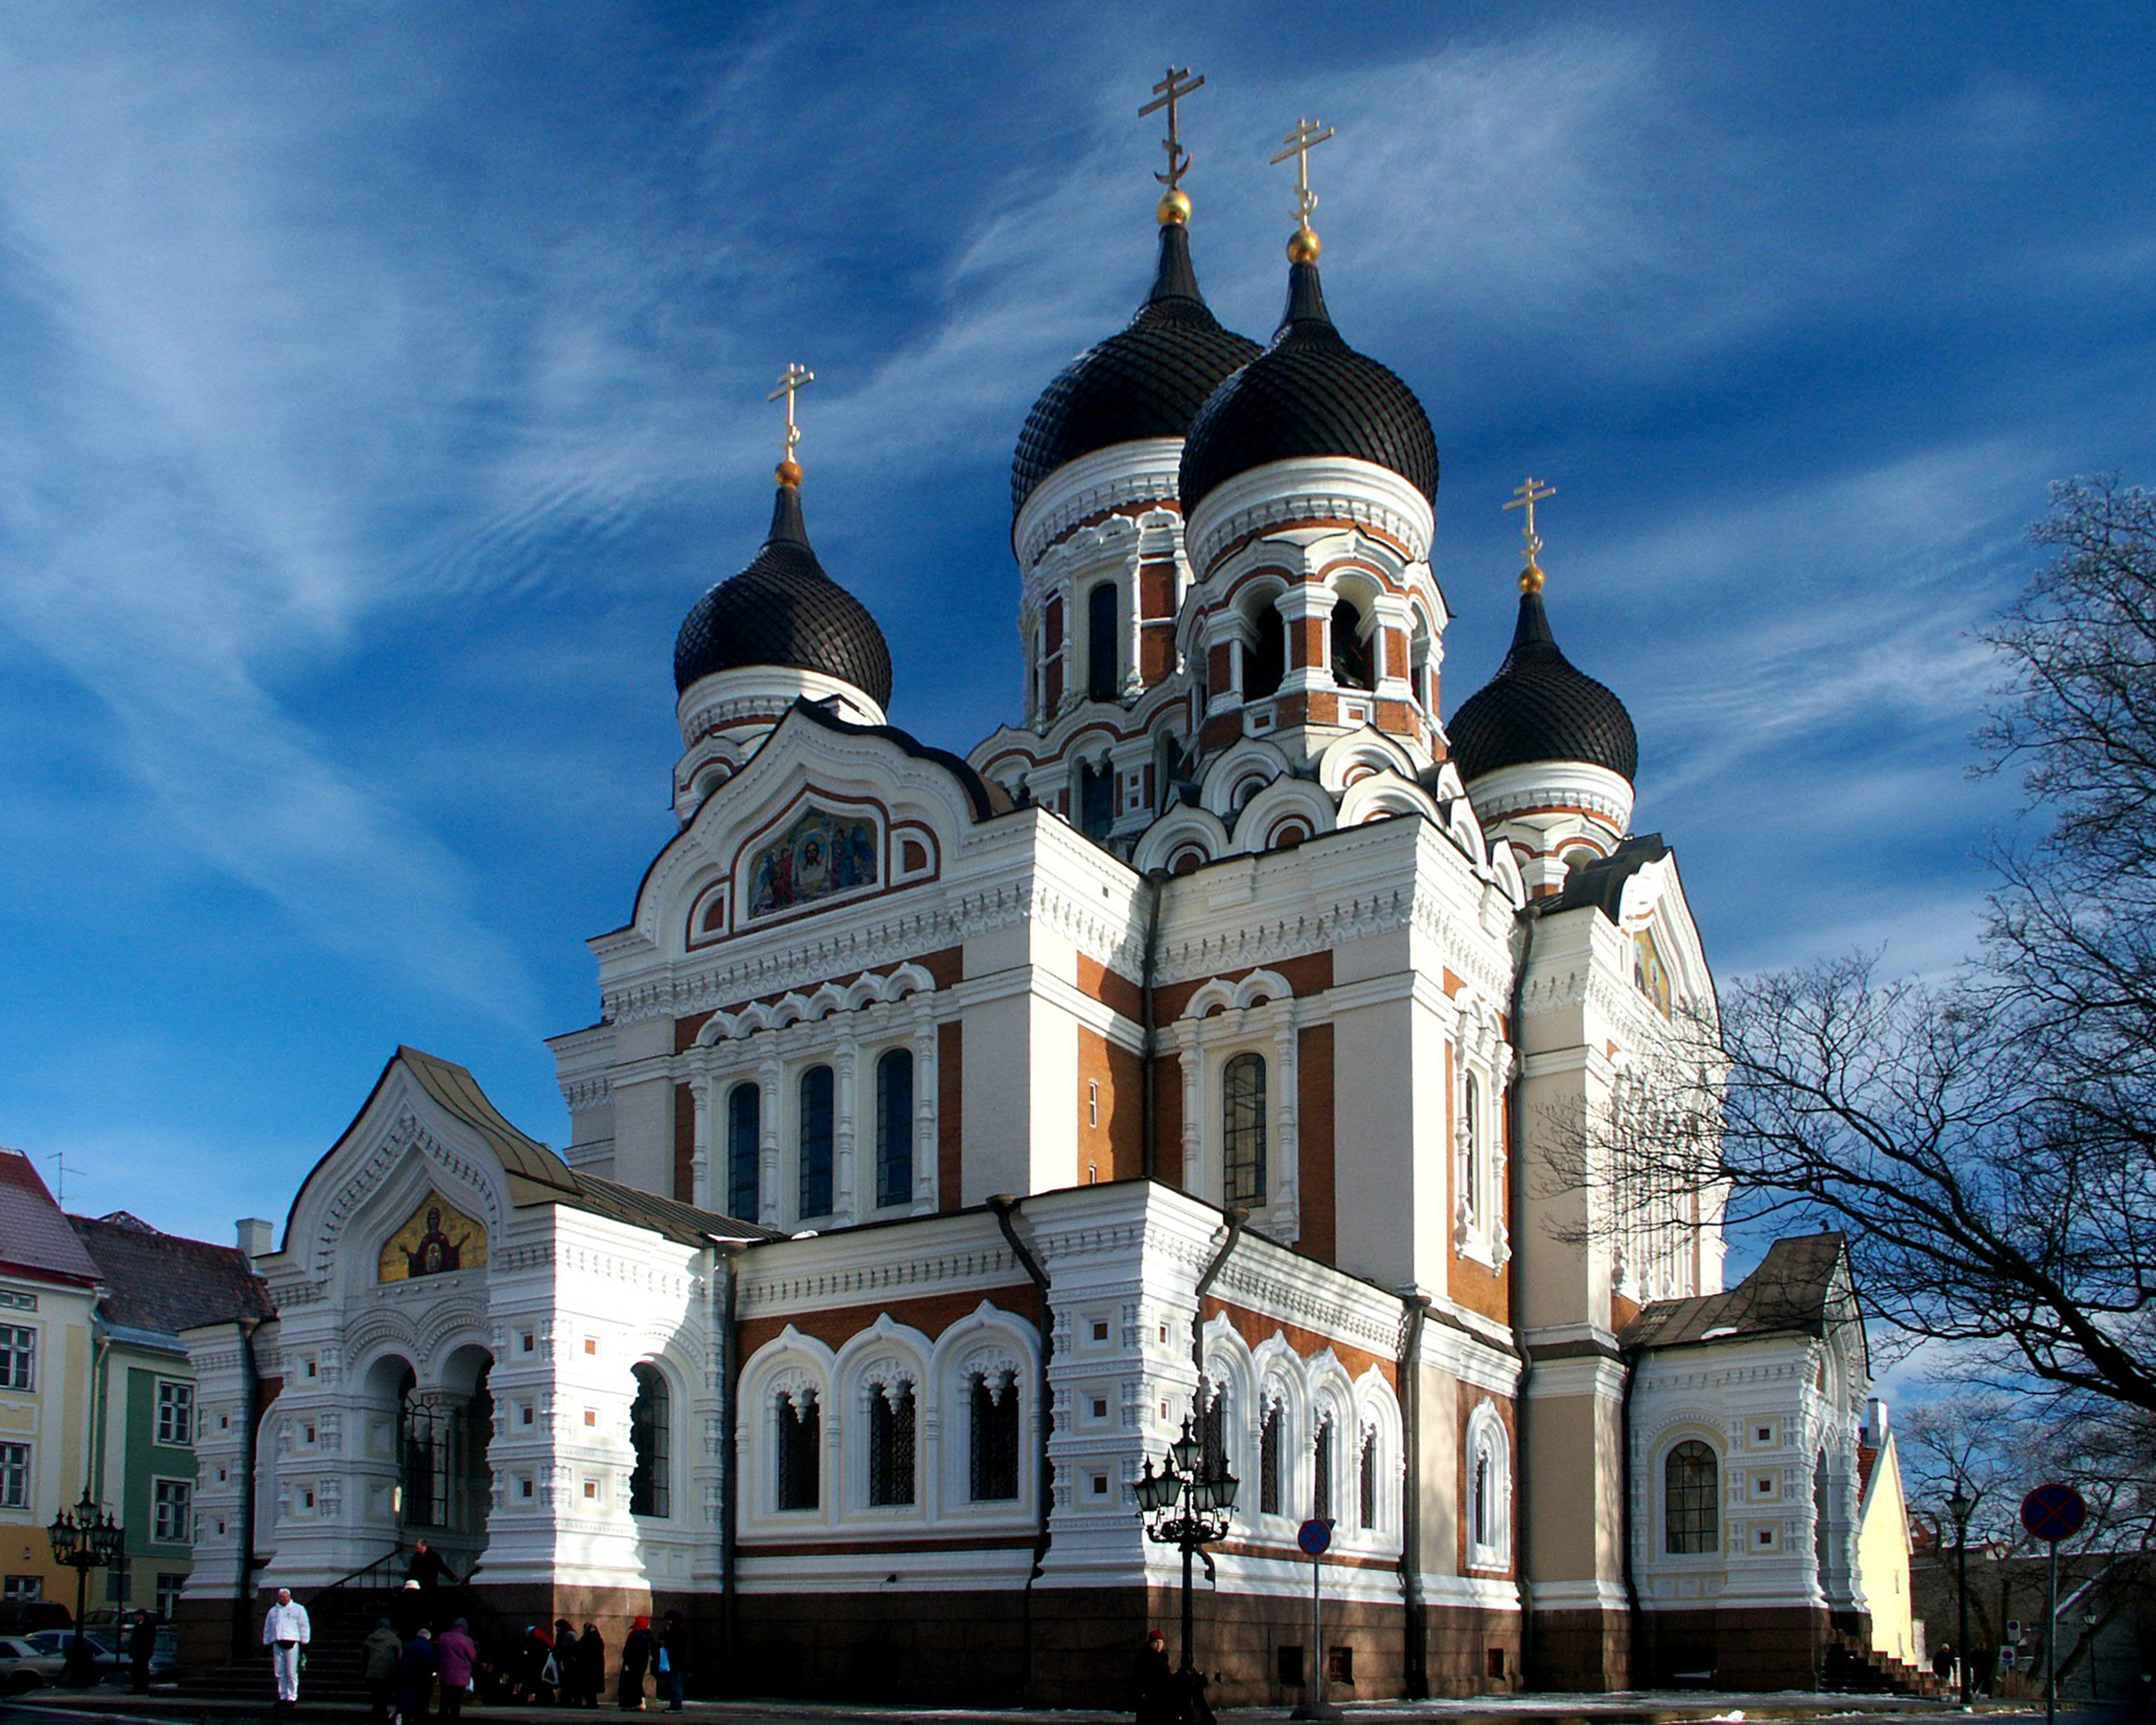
[1270, 116, 1336, 228]
[1504, 476, 1557, 562]
[767, 362, 814, 466]
[1140, 65, 1205, 190]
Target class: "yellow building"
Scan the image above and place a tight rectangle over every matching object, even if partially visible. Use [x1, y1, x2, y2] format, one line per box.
[0, 1149, 101, 1622]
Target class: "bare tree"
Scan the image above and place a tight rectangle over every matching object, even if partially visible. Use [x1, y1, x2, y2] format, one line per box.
[1567, 479, 2156, 1418]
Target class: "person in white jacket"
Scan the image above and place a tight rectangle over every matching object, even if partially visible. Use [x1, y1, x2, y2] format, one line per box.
[262, 1587, 311, 1708]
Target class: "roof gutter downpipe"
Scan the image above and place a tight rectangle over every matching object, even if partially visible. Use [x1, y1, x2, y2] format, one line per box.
[1506, 902, 1539, 1688]
[990, 1196, 1054, 1709]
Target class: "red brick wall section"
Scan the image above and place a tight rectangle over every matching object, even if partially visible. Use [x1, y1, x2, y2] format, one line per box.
[938, 1020, 963, 1211]
[1297, 1022, 1336, 1263]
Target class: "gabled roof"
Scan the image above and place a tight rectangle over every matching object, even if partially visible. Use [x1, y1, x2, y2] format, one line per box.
[0, 1148, 101, 1287]
[70, 1211, 273, 1337]
[1624, 1232, 1852, 1351]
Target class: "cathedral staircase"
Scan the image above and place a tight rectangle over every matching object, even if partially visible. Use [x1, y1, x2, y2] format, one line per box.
[1823, 1630, 1949, 1699]
[176, 1546, 517, 1705]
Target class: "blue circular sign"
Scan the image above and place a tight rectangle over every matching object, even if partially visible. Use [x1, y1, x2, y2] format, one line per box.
[2020, 1483, 2087, 1542]
[1297, 1517, 1332, 1556]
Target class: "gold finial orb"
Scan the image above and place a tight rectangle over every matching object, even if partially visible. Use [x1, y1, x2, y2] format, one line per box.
[776, 458, 804, 488]
[1287, 223, 1321, 263]
[1157, 188, 1192, 227]
[1519, 561, 1546, 594]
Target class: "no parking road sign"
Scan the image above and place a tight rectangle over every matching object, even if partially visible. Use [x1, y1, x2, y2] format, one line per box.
[2021, 1483, 2087, 1543]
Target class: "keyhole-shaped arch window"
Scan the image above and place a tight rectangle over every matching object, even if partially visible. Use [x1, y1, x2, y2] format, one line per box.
[1222, 1052, 1268, 1208]
[1664, 1439, 1719, 1554]
[874, 1048, 914, 1210]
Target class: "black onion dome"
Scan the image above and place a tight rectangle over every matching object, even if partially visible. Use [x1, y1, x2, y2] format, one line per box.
[673, 483, 894, 707]
[1179, 260, 1438, 516]
[1010, 222, 1261, 516]
[1448, 587, 1638, 783]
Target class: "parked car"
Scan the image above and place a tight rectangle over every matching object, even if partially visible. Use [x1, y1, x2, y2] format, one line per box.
[0, 1634, 70, 1693]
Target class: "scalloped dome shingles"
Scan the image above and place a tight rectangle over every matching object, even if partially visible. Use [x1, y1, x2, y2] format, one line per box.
[673, 485, 894, 708]
[1448, 589, 1638, 784]
[1178, 260, 1438, 517]
[1010, 222, 1261, 517]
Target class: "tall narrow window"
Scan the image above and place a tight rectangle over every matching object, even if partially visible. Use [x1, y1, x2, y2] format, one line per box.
[1222, 1053, 1268, 1207]
[969, 1371, 1021, 1502]
[1246, 603, 1286, 700]
[1078, 759, 1114, 840]
[726, 1083, 761, 1221]
[1664, 1440, 1718, 1554]
[1463, 1074, 1481, 1219]
[1358, 1427, 1377, 1529]
[1259, 1402, 1283, 1516]
[776, 1390, 820, 1512]
[1331, 597, 1374, 690]
[628, 1364, 670, 1518]
[1313, 1417, 1334, 1523]
[867, 1380, 918, 1507]
[798, 1066, 834, 1219]
[875, 1049, 914, 1210]
[1086, 583, 1120, 703]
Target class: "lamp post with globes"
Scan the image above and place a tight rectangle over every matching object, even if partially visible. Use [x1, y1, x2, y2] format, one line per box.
[1946, 1482, 1978, 1707]
[1135, 1413, 1239, 1724]
[49, 1487, 126, 1686]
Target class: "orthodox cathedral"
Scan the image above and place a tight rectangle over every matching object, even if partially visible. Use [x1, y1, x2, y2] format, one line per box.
[177, 92, 1915, 1707]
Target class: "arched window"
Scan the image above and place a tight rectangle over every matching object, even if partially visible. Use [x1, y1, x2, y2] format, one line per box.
[969, 1369, 1021, 1502]
[1463, 1073, 1481, 1219]
[1246, 603, 1286, 701]
[1086, 583, 1120, 703]
[775, 1389, 820, 1512]
[875, 1049, 914, 1210]
[1313, 1416, 1334, 1523]
[1259, 1401, 1283, 1516]
[726, 1083, 760, 1222]
[867, 1379, 917, 1507]
[798, 1066, 834, 1219]
[1664, 1439, 1718, 1554]
[1222, 1053, 1267, 1207]
[628, 1364, 670, 1518]
[1078, 759, 1114, 840]
[1358, 1427, 1378, 1529]
[1331, 597, 1374, 691]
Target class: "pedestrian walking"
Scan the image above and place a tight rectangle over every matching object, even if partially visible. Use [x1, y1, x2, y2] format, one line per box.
[574, 1623, 605, 1708]
[657, 1613, 685, 1712]
[126, 1610, 157, 1694]
[261, 1586, 312, 1711]
[436, 1617, 478, 1722]
[617, 1615, 653, 1710]
[398, 1627, 440, 1725]
[362, 1617, 403, 1725]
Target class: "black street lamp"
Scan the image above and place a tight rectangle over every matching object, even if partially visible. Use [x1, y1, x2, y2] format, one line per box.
[1136, 1413, 1239, 1725]
[1946, 1482, 1978, 1709]
[49, 1488, 126, 1686]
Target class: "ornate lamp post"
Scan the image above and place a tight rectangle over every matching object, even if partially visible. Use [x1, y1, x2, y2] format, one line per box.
[1136, 1414, 1238, 1725]
[49, 1487, 125, 1685]
[1946, 1482, 1978, 1708]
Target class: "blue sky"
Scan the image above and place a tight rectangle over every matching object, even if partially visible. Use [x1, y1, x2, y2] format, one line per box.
[3, 2, 2151, 1248]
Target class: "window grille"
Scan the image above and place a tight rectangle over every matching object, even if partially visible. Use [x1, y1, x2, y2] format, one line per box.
[1259, 1402, 1283, 1516]
[798, 1066, 834, 1219]
[0, 1325, 33, 1391]
[726, 1083, 760, 1221]
[867, 1380, 917, 1506]
[969, 1371, 1020, 1502]
[156, 1381, 193, 1447]
[875, 1049, 913, 1210]
[1223, 1053, 1268, 1207]
[1664, 1440, 1719, 1554]
[629, 1364, 670, 1517]
[776, 1391, 820, 1511]
[1313, 1417, 1334, 1523]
